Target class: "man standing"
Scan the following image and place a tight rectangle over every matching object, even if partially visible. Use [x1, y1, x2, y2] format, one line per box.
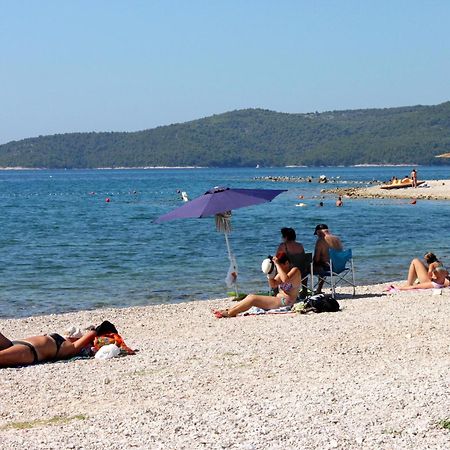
[410, 169, 418, 188]
[313, 224, 343, 294]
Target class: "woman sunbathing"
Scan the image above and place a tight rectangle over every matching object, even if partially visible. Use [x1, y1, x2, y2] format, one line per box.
[392, 252, 449, 291]
[0, 320, 117, 368]
[214, 252, 301, 318]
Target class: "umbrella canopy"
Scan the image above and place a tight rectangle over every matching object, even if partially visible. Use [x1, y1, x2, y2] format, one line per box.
[155, 186, 287, 298]
[155, 186, 287, 223]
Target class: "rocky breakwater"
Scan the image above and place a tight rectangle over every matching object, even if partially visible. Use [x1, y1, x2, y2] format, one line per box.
[254, 175, 324, 183]
[254, 175, 374, 184]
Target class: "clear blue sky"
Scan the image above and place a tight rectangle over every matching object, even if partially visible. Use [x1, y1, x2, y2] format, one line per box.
[1, 0, 449, 144]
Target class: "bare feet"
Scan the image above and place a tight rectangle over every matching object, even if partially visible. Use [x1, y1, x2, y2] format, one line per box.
[384, 285, 399, 293]
[213, 309, 230, 318]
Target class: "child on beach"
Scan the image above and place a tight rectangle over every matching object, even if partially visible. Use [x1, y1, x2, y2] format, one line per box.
[390, 252, 449, 291]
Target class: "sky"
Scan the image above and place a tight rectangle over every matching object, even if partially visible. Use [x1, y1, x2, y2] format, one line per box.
[1, 0, 450, 144]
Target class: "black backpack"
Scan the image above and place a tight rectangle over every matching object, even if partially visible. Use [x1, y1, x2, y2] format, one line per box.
[303, 293, 340, 313]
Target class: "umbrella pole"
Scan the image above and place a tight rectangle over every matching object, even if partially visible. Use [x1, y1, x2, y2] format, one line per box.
[223, 232, 239, 298]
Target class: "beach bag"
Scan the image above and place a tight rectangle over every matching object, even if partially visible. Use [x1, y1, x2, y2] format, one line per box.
[94, 344, 121, 360]
[304, 293, 340, 313]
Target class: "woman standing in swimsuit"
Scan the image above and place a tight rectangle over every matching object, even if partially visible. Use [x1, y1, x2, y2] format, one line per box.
[394, 252, 449, 290]
[214, 252, 301, 318]
[0, 321, 117, 368]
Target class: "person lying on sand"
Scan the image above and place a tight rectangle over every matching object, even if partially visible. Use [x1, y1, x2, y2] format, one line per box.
[0, 320, 118, 368]
[214, 252, 301, 318]
[390, 252, 449, 291]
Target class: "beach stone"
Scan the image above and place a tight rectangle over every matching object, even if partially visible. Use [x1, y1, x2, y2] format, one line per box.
[1, 287, 450, 449]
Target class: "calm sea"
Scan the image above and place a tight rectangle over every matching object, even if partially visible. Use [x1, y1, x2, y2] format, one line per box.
[1, 166, 449, 318]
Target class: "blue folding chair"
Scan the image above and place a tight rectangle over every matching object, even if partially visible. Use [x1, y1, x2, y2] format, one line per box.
[317, 248, 356, 298]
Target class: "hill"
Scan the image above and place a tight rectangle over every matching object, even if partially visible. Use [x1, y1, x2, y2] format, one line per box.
[1, 102, 450, 168]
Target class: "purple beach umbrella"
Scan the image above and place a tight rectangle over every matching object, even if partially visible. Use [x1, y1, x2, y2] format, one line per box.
[155, 186, 287, 297]
[155, 186, 287, 222]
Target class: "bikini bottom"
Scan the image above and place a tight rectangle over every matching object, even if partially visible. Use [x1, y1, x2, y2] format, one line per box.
[48, 333, 66, 358]
[279, 296, 295, 307]
[11, 340, 39, 364]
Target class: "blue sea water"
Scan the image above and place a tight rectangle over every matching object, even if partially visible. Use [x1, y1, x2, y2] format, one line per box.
[0, 166, 449, 318]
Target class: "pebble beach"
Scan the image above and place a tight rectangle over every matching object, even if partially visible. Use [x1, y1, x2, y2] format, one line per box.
[326, 179, 450, 200]
[1, 284, 449, 449]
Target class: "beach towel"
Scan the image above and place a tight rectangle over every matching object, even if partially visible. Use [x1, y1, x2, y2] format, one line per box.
[386, 286, 448, 295]
[93, 333, 135, 355]
[238, 305, 293, 316]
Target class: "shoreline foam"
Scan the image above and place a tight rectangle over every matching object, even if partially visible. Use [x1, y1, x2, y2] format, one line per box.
[1, 283, 449, 449]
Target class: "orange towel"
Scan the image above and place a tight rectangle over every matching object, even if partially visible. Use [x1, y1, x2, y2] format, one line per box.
[93, 333, 135, 355]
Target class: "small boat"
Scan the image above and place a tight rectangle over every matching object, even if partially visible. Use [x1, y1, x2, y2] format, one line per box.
[380, 180, 425, 190]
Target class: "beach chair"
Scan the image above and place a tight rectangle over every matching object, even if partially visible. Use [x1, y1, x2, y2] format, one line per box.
[315, 248, 356, 298]
[299, 252, 314, 295]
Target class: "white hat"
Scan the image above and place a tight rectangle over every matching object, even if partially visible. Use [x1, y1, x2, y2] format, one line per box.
[261, 258, 277, 279]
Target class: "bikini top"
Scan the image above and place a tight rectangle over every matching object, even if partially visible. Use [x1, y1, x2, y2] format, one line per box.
[278, 281, 300, 293]
[279, 281, 292, 292]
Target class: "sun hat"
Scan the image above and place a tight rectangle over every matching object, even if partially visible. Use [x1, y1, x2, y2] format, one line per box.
[314, 224, 329, 235]
[261, 258, 277, 279]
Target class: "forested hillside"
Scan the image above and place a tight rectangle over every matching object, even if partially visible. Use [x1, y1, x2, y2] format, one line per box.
[1, 102, 450, 168]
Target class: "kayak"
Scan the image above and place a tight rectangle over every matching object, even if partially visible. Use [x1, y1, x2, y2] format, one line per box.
[380, 180, 425, 190]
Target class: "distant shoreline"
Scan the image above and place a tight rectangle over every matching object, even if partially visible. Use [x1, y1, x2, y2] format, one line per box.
[0, 166, 207, 171]
[0, 163, 443, 171]
[351, 163, 418, 167]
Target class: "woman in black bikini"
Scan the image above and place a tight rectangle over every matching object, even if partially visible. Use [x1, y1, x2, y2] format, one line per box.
[214, 252, 301, 318]
[0, 321, 117, 368]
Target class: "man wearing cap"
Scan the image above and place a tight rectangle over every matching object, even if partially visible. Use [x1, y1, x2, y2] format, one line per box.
[313, 224, 343, 293]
